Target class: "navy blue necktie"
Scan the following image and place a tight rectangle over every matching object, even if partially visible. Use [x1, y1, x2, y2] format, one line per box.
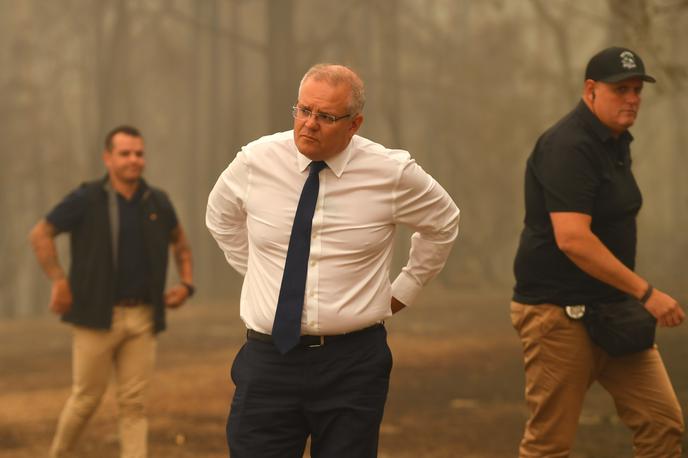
[272, 161, 327, 354]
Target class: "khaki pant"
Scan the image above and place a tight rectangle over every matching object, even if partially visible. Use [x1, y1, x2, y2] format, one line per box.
[511, 301, 683, 458]
[50, 305, 157, 458]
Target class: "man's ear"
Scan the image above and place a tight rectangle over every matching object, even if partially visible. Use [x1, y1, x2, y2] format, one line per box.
[350, 114, 364, 134]
[584, 79, 596, 102]
[102, 150, 111, 168]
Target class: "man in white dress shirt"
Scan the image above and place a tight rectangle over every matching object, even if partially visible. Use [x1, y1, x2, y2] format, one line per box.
[206, 63, 460, 458]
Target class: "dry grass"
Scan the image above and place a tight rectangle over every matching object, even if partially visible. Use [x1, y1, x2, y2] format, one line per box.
[1, 289, 687, 457]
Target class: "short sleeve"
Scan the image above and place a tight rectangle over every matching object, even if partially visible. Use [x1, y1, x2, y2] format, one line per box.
[531, 137, 601, 215]
[156, 190, 179, 230]
[46, 186, 90, 233]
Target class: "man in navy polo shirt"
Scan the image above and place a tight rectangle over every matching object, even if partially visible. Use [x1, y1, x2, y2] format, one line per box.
[511, 47, 685, 456]
[30, 125, 194, 458]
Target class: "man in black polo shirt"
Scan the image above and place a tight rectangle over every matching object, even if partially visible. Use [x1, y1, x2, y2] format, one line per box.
[511, 47, 685, 456]
[29, 125, 194, 458]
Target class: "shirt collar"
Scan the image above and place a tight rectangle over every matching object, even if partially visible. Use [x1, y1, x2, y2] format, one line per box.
[575, 100, 634, 145]
[295, 136, 355, 178]
[101, 174, 149, 200]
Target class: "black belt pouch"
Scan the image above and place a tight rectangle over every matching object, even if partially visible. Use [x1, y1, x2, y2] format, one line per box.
[583, 296, 657, 357]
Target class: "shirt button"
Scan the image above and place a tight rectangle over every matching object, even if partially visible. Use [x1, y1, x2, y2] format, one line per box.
[309, 290, 316, 297]
[310, 260, 316, 266]
[308, 321, 316, 327]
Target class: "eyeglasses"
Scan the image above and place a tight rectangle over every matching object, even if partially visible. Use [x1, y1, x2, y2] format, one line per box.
[292, 106, 352, 125]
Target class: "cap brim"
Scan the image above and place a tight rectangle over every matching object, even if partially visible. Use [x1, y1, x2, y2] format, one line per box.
[601, 72, 656, 83]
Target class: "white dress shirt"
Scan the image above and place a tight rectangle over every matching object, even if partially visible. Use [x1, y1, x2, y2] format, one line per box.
[206, 131, 460, 335]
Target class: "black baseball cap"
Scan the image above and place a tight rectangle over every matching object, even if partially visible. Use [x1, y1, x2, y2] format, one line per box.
[585, 46, 656, 83]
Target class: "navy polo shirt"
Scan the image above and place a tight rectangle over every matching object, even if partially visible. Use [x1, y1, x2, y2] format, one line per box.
[512, 101, 643, 306]
[47, 181, 177, 303]
[115, 185, 149, 301]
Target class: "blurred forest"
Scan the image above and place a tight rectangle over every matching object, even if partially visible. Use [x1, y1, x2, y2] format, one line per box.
[1, 0, 687, 317]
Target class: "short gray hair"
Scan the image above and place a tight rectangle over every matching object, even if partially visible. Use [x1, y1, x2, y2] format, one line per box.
[298, 64, 365, 115]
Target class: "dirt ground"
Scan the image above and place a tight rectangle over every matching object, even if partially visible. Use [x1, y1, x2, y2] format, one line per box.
[2, 287, 687, 457]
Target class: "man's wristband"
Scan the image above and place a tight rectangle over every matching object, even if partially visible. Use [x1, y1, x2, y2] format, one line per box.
[182, 282, 195, 298]
[639, 284, 653, 305]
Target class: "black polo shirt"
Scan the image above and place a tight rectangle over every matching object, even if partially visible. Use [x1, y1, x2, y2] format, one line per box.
[513, 100, 643, 306]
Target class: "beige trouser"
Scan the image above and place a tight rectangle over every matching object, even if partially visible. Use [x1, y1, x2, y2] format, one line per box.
[510, 301, 684, 458]
[50, 305, 157, 458]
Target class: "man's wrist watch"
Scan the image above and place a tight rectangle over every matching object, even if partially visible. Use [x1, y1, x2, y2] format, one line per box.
[182, 282, 195, 297]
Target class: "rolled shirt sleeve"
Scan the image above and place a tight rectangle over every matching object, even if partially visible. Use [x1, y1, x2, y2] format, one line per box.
[390, 155, 460, 306]
[206, 150, 250, 276]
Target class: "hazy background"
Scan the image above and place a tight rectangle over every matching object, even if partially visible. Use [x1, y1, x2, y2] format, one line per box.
[2, 0, 687, 315]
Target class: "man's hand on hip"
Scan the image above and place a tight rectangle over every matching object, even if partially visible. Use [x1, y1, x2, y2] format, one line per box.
[50, 278, 72, 315]
[164, 284, 189, 309]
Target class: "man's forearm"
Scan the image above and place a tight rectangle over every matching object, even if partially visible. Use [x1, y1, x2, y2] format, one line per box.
[551, 212, 648, 300]
[29, 220, 66, 281]
[560, 232, 647, 300]
[171, 226, 193, 284]
[174, 246, 193, 285]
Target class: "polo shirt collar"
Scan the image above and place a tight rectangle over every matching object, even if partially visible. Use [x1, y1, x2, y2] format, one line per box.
[295, 136, 354, 178]
[575, 100, 633, 145]
[101, 174, 150, 199]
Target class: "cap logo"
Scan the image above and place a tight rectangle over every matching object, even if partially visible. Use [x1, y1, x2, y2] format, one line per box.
[620, 51, 637, 70]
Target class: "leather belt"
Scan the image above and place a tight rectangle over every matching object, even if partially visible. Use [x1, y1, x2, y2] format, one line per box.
[246, 323, 383, 348]
[116, 298, 146, 307]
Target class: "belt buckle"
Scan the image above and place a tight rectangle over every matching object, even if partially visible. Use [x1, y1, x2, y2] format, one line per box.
[565, 305, 586, 320]
[307, 336, 325, 348]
